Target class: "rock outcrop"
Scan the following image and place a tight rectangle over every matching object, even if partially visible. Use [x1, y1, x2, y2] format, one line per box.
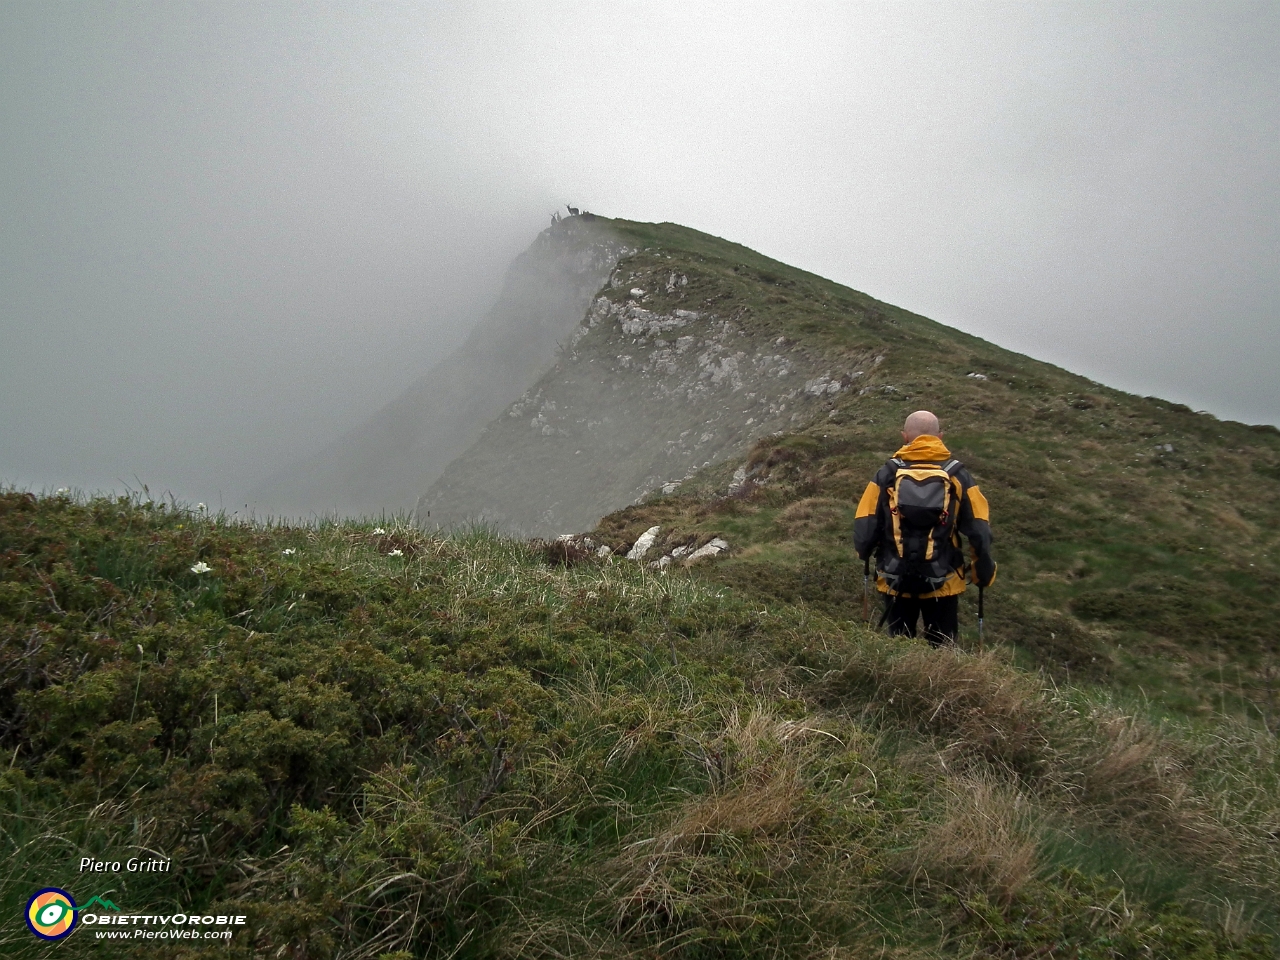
[417, 249, 876, 536]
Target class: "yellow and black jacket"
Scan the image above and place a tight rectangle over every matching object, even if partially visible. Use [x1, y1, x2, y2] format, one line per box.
[853, 436, 996, 598]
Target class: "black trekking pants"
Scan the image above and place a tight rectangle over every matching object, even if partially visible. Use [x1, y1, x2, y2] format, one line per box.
[884, 593, 959, 647]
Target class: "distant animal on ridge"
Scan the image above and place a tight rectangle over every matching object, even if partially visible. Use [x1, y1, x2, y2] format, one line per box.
[566, 205, 580, 216]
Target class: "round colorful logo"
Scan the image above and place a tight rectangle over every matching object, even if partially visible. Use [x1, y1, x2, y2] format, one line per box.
[26, 888, 78, 940]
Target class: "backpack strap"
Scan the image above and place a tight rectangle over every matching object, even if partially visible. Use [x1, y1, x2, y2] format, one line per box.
[939, 459, 964, 544]
[894, 457, 960, 472]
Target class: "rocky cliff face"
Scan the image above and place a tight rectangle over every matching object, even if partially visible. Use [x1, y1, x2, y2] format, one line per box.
[248, 217, 633, 517]
[418, 246, 879, 536]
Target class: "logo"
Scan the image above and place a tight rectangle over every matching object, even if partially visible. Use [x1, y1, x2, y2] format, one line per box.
[26, 888, 78, 941]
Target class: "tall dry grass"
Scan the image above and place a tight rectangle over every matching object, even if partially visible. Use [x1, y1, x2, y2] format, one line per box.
[827, 638, 1052, 773]
[906, 777, 1039, 905]
[821, 634, 1280, 912]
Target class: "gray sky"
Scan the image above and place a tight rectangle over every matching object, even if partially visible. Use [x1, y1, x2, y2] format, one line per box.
[3, 2, 1277, 506]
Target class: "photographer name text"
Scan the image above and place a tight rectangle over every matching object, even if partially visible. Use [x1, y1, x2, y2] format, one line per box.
[79, 856, 172, 873]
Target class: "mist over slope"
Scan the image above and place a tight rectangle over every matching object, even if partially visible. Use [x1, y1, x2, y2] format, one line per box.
[248, 217, 632, 518]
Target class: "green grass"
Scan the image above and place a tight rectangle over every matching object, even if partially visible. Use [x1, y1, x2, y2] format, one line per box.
[3, 490, 1280, 957]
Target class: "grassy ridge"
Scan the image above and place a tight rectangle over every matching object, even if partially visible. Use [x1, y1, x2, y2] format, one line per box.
[3, 491, 1279, 957]
[587, 217, 1280, 719]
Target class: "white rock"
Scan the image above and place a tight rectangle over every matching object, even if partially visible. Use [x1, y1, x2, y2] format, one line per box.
[685, 538, 729, 564]
[630, 287, 646, 297]
[661, 481, 681, 494]
[596, 544, 613, 558]
[626, 525, 661, 560]
[671, 545, 692, 559]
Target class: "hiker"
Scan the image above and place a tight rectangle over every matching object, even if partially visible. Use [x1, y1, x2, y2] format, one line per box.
[853, 410, 996, 646]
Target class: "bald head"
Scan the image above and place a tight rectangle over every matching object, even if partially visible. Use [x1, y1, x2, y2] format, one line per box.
[902, 410, 941, 442]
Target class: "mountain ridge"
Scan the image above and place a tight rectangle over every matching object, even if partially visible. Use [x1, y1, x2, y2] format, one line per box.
[418, 216, 1280, 537]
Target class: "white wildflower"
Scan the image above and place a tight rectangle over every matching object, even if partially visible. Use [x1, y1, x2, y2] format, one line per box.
[282, 548, 296, 556]
[387, 549, 403, 557]
[190, 561, 212, 574]
[197, 503, 207, 512]
[372, 527, 386, 535]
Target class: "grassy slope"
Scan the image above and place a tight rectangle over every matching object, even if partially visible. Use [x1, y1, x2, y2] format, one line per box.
[3, 491, 1280, 958]
[591, 218, 1280, 720]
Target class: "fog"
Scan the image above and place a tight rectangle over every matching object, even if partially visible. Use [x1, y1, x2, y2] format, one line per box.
[3, 3, 1277, 509]
[0, 5, 547, 508]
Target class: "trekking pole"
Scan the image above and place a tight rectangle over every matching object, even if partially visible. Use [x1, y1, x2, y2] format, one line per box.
[876, 591, 893, 633]
[861, 557, 870, 622]
[977, 585, 985, 646]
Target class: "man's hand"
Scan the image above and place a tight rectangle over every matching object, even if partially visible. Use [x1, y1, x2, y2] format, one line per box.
[974, 555, 997, 588]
